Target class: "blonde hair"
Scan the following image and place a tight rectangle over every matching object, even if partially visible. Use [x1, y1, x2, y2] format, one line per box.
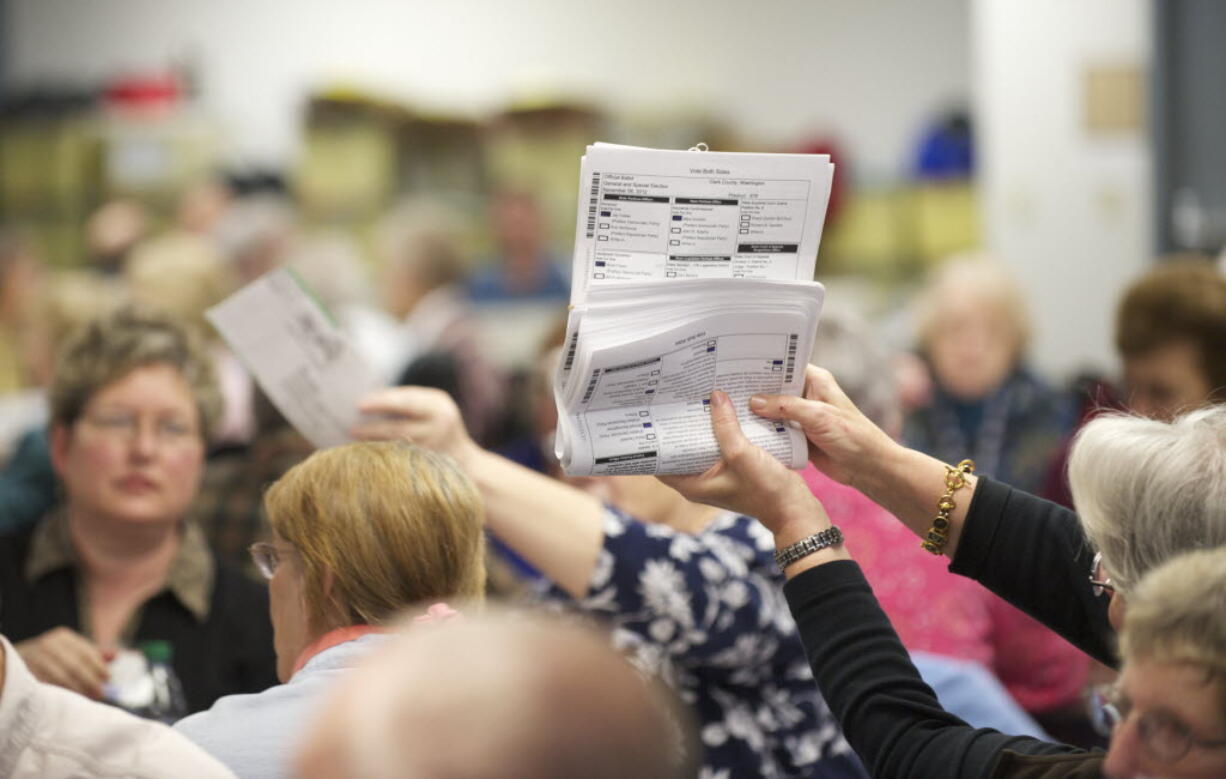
[1069, 405, 1226, 595]
[913, 253, 1031, 356]
[264, 441, 486, 632]
[1119, 547, 1226, 706]
[50, 304, 221, 438]
[125, 232, 234, 337]
[373, 199, 468, 290]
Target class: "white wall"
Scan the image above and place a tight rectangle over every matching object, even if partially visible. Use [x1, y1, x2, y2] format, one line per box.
[5, 0, 970, 176]
[972, 0, 1153, 380]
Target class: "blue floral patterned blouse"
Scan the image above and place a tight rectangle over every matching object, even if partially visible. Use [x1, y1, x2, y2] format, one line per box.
[541, 508, 864, 779]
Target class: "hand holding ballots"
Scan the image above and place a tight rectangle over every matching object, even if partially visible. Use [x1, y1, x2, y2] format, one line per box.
[555, 143, 834, 476]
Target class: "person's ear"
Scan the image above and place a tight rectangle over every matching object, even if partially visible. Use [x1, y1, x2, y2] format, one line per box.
[1108, 592, 1127, 632]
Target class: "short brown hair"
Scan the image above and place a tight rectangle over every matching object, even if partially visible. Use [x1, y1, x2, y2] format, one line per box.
[264, 441, 486, 632]
[50, 304, 222, 437]
[1115, 260, 1226, 400]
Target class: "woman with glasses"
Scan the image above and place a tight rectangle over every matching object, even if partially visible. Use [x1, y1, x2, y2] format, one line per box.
[0, 306, 277, 714]
[1093, 547, 1226, 777]
[666, 369, 1226, 777]
[174, 440, 485, 779]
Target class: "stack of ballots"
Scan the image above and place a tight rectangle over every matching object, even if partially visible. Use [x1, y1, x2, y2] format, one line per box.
[555, 143, 835, 476]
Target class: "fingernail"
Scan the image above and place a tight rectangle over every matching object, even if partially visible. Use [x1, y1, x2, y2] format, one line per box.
[749, 395, 766, 410]
[710, 390, 727, 407]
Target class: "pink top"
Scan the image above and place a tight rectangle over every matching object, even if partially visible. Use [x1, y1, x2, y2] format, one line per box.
[802, 466, 1089, 713]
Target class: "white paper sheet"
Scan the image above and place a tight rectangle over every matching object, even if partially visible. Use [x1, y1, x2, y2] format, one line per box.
[555, 278, 825, 476]
[206, 269, 382, 449]
[570, 143, 834, 304]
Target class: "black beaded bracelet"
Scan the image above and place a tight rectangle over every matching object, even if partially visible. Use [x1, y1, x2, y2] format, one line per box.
[775, 526, 844, 571]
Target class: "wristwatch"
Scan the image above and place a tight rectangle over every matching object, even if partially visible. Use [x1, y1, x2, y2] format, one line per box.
[774, 526, 844, 570]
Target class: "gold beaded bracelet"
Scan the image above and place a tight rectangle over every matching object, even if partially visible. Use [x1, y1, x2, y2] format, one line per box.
[921, 459, 975, 555]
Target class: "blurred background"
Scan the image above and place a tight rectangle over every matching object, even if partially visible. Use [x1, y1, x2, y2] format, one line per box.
[1, 0, 1223, 437]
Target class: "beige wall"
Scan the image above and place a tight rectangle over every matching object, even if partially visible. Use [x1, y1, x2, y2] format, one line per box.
[972, 0, 1153, 379]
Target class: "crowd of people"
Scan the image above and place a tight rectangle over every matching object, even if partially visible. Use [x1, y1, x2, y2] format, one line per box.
[1, 177, 1226, 779]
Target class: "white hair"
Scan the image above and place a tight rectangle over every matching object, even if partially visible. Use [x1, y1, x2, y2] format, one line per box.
[1069, 404, 1226, 595]
[913, 252, 1032, 355]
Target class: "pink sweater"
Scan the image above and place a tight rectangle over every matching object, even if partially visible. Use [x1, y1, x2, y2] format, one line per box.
[802, 466, 1089, 713]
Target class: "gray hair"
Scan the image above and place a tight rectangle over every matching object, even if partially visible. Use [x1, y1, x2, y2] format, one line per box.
[810, 307, 900, 433]
[913, 252, 1032, 356]
[1069, 404, 1226, 595]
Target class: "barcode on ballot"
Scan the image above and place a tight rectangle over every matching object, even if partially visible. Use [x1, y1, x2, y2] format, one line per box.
[585, 172, 602, 238]
[563, 329, 580, 372]
[581, 369, 601, 404]
[784, 333, 799, 383]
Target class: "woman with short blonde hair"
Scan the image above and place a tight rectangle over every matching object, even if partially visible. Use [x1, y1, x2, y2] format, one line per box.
[1100, 547, 1226, 777]
[0, 305, 276, 714]
[175, 440, 486, 779]
[264, 440, 486, 634]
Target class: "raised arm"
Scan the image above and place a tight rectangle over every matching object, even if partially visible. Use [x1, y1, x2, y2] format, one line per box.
[747, 365, 1114, 664]
[663, 388, 1091, 778]
[352, 387, 603, 599]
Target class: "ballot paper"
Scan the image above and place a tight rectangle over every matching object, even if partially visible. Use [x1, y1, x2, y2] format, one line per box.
[555, 143, 833, 476]
[206, 269, 381, 449]
[569, 142, 833, 303]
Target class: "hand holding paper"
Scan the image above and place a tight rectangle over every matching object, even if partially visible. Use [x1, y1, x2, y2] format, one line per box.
[555, 142, 835, 476]
[350, 385, 482, 470]
[206, 269, 382, 450]
[659, 389, 833, 536]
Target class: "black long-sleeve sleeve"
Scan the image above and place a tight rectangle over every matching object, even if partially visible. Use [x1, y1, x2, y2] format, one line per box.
[951, 477, 1116, 666]
[784, 561, 1085, 779]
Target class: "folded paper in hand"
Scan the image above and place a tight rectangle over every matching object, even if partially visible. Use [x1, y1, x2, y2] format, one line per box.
[206, 269, 382, 449]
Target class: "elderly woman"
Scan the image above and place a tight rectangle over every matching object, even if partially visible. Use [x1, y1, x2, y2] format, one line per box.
[666, 387, 1226, 775]
[0, 306, 276, 713]
[174, 440, 485, 779]
[355, 388, 864, 778]
[1097, 547, 1226, 778]
[807, 310, 1081, 737]
[905, 256, 1073, 496]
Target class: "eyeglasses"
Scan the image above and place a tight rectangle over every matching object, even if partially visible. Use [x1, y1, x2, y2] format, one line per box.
[1088, 551, 1115, 598]
[82, 411, 199, 448]
[1089, 684, 1226, 764]
[249, 542, 285, 580]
